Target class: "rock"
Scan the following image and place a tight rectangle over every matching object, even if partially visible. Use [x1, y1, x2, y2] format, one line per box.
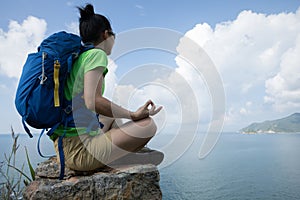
[34, 157, 77, 179]
[23, 157, 162, 200]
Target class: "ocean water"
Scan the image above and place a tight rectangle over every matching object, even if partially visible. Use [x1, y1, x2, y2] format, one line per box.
[1, 132, 300, 200]
[157, 133, 300, 200]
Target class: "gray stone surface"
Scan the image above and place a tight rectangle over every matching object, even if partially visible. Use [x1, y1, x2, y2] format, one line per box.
[23, 157, 162, 200]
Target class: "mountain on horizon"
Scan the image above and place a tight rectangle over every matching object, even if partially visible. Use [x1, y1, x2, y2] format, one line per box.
[240, 113, 300, 134]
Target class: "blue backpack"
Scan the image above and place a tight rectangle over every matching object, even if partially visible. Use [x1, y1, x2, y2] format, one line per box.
[15, 31, 100, 179]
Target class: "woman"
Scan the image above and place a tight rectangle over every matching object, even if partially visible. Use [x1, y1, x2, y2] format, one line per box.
[52, 4, 163, 172]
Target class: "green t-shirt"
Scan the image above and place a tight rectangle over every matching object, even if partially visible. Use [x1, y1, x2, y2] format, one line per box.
[51, 49, 108, 140]
[65, 48, 108, 100]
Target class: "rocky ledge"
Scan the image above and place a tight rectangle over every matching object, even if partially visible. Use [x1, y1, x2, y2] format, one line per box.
[23, 157, 162, 200]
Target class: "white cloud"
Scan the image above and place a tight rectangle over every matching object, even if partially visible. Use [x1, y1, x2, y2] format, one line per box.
[107, 57, 210, 135]
[174, 55, 213, 124]
[66, 21, 79, 35]
[110, 7, 300, 132]
[186, 9, 300, 81]
[265, 35, 300, 112]
[0, 83, 8, 91]
[180, 7, 300, 129]
[103, 58, 118, 99]
[239, 108, 247, 115]
[134, 4, 146, 16]
[135, 4, 144, 9]
[110, 67, 198, 128]
[0, 16, 47, 78]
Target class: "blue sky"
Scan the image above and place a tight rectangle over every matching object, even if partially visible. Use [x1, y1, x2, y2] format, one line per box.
[1, 0, 300, 134]
[1, 0, 299, 33]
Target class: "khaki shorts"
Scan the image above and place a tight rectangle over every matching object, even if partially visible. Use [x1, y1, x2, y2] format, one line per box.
[54, 132, 112, 171]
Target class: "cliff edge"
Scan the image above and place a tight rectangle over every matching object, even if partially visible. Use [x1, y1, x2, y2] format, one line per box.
[22, 157, 162, 200]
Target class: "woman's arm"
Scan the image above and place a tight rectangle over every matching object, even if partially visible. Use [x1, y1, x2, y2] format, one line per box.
[84, 67, 131, 119]
[84, 67, 162, 120]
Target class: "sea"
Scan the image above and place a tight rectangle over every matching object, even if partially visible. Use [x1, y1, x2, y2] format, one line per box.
[1, 132, 300, 200]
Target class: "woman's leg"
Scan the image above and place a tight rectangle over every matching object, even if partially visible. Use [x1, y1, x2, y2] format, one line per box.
[65, 117, 162, 169]
[106, 117, 158, 163]
[99, 115, 123, 132]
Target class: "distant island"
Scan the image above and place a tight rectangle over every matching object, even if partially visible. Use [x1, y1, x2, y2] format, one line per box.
[240, 113, 300, 134]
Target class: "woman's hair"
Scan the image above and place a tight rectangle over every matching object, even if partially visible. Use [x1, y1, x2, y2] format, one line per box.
[78, 4, 113, 44]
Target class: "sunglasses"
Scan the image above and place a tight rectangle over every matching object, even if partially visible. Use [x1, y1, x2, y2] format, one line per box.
[108, 31, 116, 38]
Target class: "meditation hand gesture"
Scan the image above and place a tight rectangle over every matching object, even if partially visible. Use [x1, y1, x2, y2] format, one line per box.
[130, 100, 162, 121]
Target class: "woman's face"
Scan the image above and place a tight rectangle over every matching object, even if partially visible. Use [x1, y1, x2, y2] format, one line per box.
[95, 30, 115, 55]
[105, 34, 115, 55]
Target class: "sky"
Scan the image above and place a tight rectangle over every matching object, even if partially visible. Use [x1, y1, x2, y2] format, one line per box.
[1, 0, 300, 134]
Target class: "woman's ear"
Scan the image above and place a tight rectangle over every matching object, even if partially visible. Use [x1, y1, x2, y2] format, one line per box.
[103, 30, 109, 40]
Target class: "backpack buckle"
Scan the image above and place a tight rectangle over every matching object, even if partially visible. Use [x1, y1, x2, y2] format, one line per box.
[39, 74, 47, 84]
[64, 105, 72, 114]
[40, 52, 48, 84]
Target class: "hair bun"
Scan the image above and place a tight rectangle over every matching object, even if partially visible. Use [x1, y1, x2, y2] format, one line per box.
[79, 4, 95, 21]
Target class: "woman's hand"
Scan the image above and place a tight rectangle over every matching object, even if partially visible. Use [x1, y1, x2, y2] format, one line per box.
[130, 100, 162, 121]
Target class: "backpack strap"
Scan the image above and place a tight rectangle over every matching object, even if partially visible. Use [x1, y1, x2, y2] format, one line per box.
[22, 118, 33, 138]
[57, 116, 70, 180]
[47, 107, 73, 180]
[41, 119, 68, 180]
[37, 128, 56, 158]
[86, 113, 104, 133]
[58, 130, 66, 180]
